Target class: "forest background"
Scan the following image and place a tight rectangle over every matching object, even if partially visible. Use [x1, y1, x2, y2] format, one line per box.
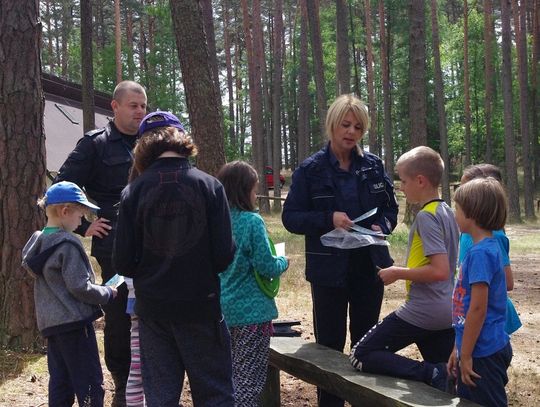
[0, 0, 539, 376]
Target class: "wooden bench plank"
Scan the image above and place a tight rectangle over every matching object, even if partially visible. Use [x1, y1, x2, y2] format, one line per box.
[265, 336, 479, 407]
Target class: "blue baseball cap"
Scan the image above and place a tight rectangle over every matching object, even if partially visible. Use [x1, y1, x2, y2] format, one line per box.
[46, 181, 100, 211]
[138, 111, 185, 136]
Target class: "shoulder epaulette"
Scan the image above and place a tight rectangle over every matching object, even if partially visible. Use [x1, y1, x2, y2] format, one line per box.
[84, 128, 106, 138]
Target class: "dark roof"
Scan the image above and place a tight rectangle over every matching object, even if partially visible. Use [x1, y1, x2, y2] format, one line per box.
[43, 73, 113, 172]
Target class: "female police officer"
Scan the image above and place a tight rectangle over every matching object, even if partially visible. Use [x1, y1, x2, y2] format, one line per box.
[282, 94, 398, 407]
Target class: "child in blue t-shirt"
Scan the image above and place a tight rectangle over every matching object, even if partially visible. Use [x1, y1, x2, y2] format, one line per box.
[459, 164, 521, 335]
[451, 177, 512, 406]
[217, 161, 289, 406]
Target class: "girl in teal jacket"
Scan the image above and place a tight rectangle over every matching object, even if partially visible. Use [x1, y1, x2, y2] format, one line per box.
[217, 161, 289, 406]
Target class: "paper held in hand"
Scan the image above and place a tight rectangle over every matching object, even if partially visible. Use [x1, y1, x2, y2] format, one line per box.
[105, 274, 125, 289]
[274, 242, 285, 257]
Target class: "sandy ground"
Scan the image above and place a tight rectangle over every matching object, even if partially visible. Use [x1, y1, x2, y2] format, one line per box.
[0, 224, 538, 406]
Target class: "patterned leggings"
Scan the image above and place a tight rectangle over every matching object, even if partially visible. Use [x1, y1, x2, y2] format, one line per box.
[230, 322, 273, 407]
[126, 315, 146, 407]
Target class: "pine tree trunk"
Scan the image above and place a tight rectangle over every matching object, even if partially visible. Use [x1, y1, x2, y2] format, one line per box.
[349, 1, 362, 98]
[500, 0, 522, 222]
[170, 0, 226, 176]
[306, 0, 327, 143]
[298, 0, 311, 163]
[532, 0, 540, 190]
[81, 0, 96, 133]
[463, 0, 472, 166]
[200, 0, 220, 91]
[271, 0, 284, 211]
[379, 0, 393, 179]
[408, 0, 427, 147]
[125, 5, 135, 80]
[336, 0, 351, 95]
[513, 0, 536, 219]
[484, 0, 496, 163]
[364, 0, 378, 154]
[252, 0, 270, 212]
[430, 0, 451, 204]
[241, 0, 269, 212]
[115, 0, 122, 83]
[0, 0, 45, 349]
[222, 0, 236, 152]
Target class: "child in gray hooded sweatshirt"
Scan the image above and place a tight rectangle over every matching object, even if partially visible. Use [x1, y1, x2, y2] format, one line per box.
[22, 181, 117, 407]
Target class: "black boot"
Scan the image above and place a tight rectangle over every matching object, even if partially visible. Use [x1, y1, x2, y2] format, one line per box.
[111, 373, 128, 407]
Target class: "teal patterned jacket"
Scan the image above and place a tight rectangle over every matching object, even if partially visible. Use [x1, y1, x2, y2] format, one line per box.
[220, 209, 288, 327]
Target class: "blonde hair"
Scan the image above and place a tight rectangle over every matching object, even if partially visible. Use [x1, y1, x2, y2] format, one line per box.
[38, 199, 91, 218]
[395, 146, 444, 187]
[325, 94, 370, 140]
[454, 177, 507, 231]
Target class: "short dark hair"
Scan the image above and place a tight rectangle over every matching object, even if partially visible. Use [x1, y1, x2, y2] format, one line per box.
[130, 127, 197, 181]
[454, 177, 507, 231]
[217, 161, 258, 212]
[113, 80, 146, 102]
[462, 163, 502, 183]
[395, 146, 444, 187]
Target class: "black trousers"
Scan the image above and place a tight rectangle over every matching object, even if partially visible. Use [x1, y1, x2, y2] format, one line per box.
[311, 248, 384, 407]
[97, 256, 131, 380]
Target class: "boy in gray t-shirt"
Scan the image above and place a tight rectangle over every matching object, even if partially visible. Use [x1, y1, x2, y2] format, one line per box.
[349, 146, 459, 393]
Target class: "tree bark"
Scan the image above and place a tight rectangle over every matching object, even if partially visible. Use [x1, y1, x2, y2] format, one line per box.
[0, 0, 45, 349]
[336, 0, 351, 95]
[252, 0, 270, 212]
[200, 0, 221, 92]
[408, 0, 427, 147]
[125, 4, 135, 80]
[222, 0, 236, 152]
[364, 0, 378, 154]
[513, 0, 536, 219]
[463, 0, 472, 166]
[379, 0, 393, 179]
[298, 0, 311, 163]
[430, 0, 451, 204]
[500, 0, 522, 222]
[240, 0, 269, 211]
[170, 0, 226, 176]
[532, 0, 540, 190]
[115, 0, 122, 83]
[81, 0, 96, 133]
[271, 0, 284, 211]
[306, 0, 327, 143]
[483, 0, 496, 163]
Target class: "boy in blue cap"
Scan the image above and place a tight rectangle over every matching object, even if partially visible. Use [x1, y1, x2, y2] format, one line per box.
[22, 181, 117, 407]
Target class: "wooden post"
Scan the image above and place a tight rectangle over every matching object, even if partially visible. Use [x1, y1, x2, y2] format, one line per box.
[261, 365, 281, 406]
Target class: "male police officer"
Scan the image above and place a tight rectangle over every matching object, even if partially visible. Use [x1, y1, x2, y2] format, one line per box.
[55, 81, 147, 406]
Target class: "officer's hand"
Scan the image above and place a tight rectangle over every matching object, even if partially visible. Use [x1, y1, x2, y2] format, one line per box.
[333, 212, 353, 230]
[85, 218, 112, 238]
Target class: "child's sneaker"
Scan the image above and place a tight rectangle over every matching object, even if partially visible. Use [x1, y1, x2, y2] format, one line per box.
[430, 363, 454, 394]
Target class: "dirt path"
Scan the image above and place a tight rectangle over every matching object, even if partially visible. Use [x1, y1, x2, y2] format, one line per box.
[1, 224, 538, 406]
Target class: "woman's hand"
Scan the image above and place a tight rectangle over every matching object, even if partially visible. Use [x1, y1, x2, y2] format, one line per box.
[333, 212, 353, 229]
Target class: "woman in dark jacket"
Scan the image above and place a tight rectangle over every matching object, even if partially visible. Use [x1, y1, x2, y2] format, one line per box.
[282, 94, 398, 407]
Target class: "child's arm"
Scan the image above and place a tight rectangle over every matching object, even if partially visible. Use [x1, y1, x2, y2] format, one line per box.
[460, 282, 488, 387]
[504, 265, 514, 291]
[61, 245, 114, 305]
[378, 253, 449, 286]
[251, 215, 288, 278]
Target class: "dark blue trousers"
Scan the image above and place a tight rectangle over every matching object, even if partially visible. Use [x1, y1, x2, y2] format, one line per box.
[47, 324, 104, 407]
[139, 316, 234, 407]
[311, 248, 384, 407]
[350, 312, 454, 383]
[457, 342, 512, 407]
